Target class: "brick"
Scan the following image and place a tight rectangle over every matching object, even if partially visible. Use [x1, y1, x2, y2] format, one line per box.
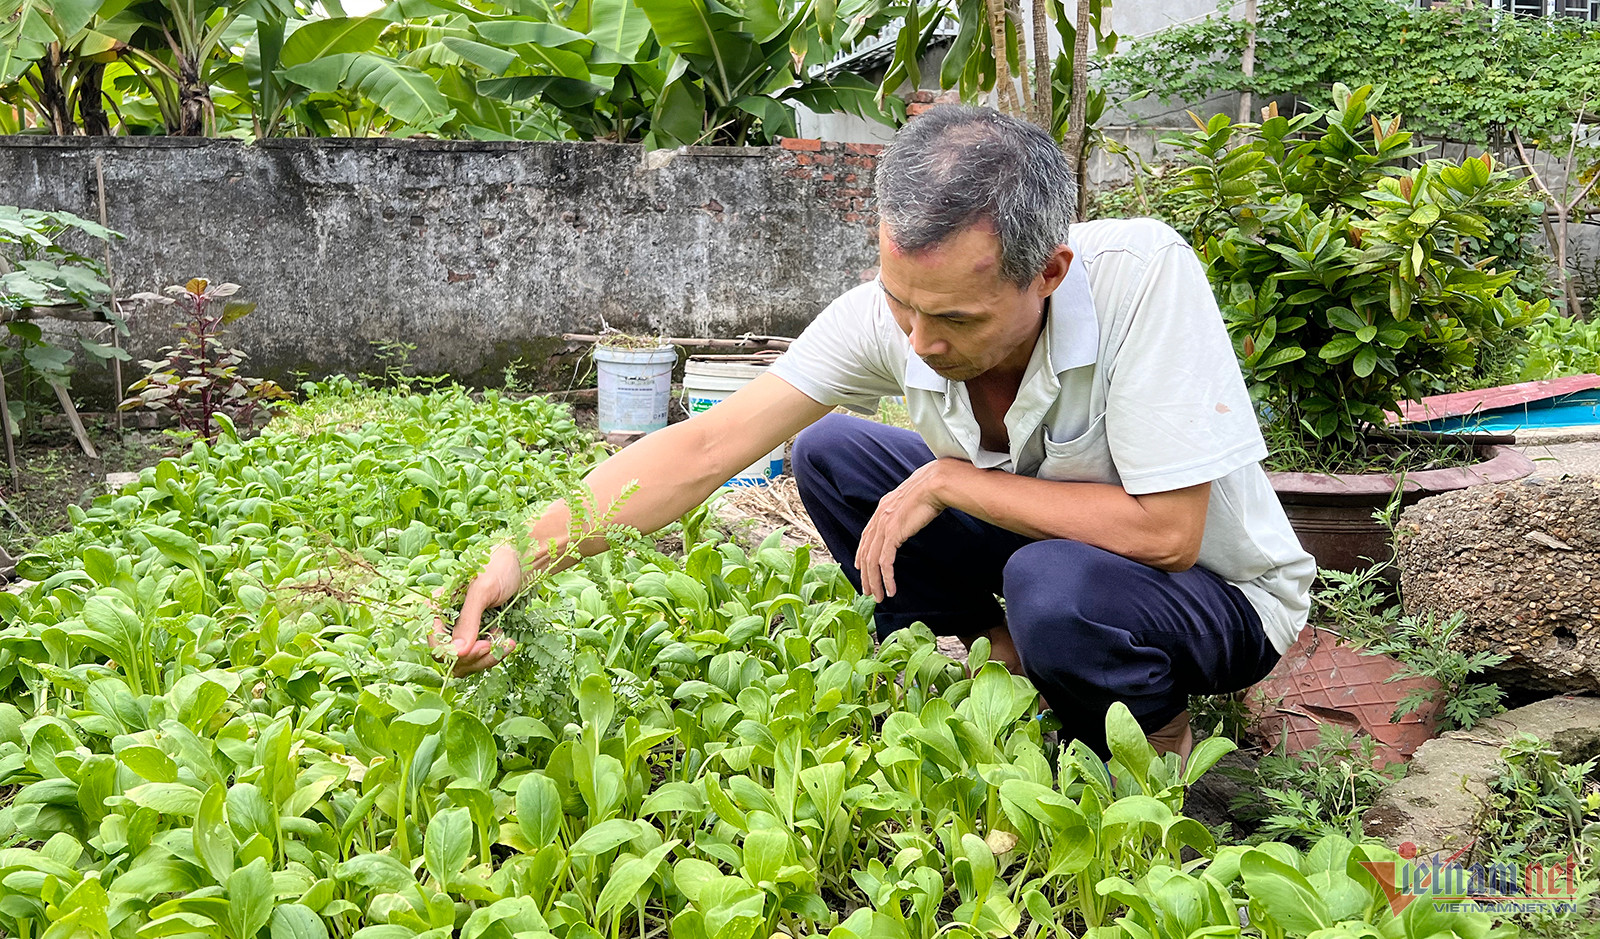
[810, 153, 836, 167]
[783, 167, 811, 179]
[795, 152, 815, 165]
[779, 137, 823, 151]
[844, 142, 884, 156]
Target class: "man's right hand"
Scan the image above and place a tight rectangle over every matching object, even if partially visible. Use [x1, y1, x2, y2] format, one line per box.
[433, 373, 831, 678]
[436, 543, 526, 677]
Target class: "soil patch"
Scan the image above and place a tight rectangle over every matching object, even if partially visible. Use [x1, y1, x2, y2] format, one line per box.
[0, 427, 169, 556]
[712, 476, 830, 558]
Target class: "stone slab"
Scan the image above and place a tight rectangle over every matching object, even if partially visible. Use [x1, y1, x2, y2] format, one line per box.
[1362, 695, 1600, 858]
[1519, 441, 1600, 479]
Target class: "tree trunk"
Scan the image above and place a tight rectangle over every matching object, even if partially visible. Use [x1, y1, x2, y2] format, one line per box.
[1006, 0, 1032, 118]
[1513, 128, 1592, 321]
[79, 63, 110, 136]
[40, 45, 74, 135]
[1061, 0, 1092, 217]
[1031, 0, 1052, 131]
[1239, 0, 1257, 123]
[177, 58, 207, 136]
[986, 0, 1020, 116]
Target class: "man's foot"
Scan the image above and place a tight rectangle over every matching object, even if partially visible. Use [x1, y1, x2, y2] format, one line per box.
[959, 624, 1021, 673]
[1147, 710, 1194, 766]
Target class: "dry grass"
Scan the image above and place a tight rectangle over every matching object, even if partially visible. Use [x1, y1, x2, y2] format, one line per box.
[712, 475, 832, 561]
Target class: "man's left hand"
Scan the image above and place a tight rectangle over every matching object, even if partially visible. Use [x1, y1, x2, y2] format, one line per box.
[856, 458, 968, 602]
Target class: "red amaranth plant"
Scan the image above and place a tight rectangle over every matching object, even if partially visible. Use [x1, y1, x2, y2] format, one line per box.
[120, 278, 289, 441]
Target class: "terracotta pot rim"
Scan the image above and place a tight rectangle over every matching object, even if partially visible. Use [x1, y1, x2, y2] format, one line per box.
[1269, 444, 1535, 499]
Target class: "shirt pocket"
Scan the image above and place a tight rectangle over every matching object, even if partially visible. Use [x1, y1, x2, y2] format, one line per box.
[1039, 413, 1121, 486]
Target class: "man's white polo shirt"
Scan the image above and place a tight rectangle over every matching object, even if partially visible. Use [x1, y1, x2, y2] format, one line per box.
[769, 217, 1314, 654]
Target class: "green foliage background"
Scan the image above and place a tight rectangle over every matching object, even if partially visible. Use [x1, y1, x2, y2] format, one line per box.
[0, 0, 912, 144]
[1103, 0, 1600, 147]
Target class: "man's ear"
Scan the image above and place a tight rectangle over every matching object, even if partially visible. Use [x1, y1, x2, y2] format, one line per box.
[1036, 244, 1074, 297]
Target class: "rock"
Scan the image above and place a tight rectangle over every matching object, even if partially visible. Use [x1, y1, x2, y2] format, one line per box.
[1361, 695, 1600, 858]
[104, 471, 141, 492]
[602, 431, 647, 449]
[936, 635, 968, 661]
[1396, 475, 1600, 694]
[1476, 694, 1600, 764]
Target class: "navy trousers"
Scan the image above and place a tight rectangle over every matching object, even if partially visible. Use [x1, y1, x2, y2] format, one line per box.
[790, 413, 1281, 757]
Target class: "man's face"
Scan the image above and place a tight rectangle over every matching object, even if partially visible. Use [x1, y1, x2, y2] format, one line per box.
[877, 222, 1066, 383]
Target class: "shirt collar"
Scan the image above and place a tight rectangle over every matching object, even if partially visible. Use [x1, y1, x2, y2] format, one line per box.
[1048, 250, 1099, 374]
[897, 250, 1099, 393]
[904, 348, 947, 392]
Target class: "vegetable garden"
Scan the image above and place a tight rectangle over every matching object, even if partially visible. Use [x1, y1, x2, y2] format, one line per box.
[0, 379, 1512, 938]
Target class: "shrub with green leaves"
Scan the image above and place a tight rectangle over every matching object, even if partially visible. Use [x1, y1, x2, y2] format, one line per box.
[1361, 611, 1507, 733]
[1478, 733, 1600, 939]
[0, 204, 132, 435]
[0, 382, 1514, 939]
[1161, 85, 1545, 468]
[1513, 309, 1600, 382]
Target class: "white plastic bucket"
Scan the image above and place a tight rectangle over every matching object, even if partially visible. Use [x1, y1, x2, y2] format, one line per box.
[595, 344, 676, 434]
[683, 356, 785, 485]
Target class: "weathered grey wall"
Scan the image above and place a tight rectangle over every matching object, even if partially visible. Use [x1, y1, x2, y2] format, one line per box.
[0, 136, 881, 399]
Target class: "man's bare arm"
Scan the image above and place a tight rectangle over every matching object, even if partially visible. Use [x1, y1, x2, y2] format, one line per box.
[445, 373, 833, 673]
[851, 457, 1212, 603]
[937, 462, 1211, 570]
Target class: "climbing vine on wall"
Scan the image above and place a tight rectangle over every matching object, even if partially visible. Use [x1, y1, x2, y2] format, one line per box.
[1103, 0, 1600, 147]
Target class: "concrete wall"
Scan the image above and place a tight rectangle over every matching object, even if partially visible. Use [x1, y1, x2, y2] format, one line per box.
[0, 136, 882, 399]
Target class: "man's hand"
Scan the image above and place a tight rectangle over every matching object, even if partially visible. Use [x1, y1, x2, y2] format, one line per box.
[856, 458, 967, 602]
[432, 543, 526, 677]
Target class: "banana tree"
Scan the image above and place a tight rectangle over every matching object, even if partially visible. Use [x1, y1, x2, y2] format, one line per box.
[0, 0, 130, 134]
[4, 0, 916, 141]
[880, 0, 1115, 196]
[459, 0, 907, 146]
[272, 15, 456, 135]
[104, 0, 297, 134]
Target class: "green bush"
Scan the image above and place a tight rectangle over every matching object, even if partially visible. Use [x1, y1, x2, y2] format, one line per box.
[1102, 0, 1600, 148]
[1160, 84, 1545, 469]
[1478, 733, 1600, 939]
[1513, 310, 1600, 381]
[0, 204, 131, 436]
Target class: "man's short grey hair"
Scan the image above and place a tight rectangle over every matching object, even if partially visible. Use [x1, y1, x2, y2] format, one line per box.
[875, 105, 1076, 287]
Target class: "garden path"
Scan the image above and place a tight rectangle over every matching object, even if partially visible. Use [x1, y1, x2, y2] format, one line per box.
[1516, 434, 1600, 478]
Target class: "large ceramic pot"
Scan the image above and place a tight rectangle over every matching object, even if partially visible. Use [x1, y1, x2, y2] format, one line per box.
[1269, 435, 1535, 573]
